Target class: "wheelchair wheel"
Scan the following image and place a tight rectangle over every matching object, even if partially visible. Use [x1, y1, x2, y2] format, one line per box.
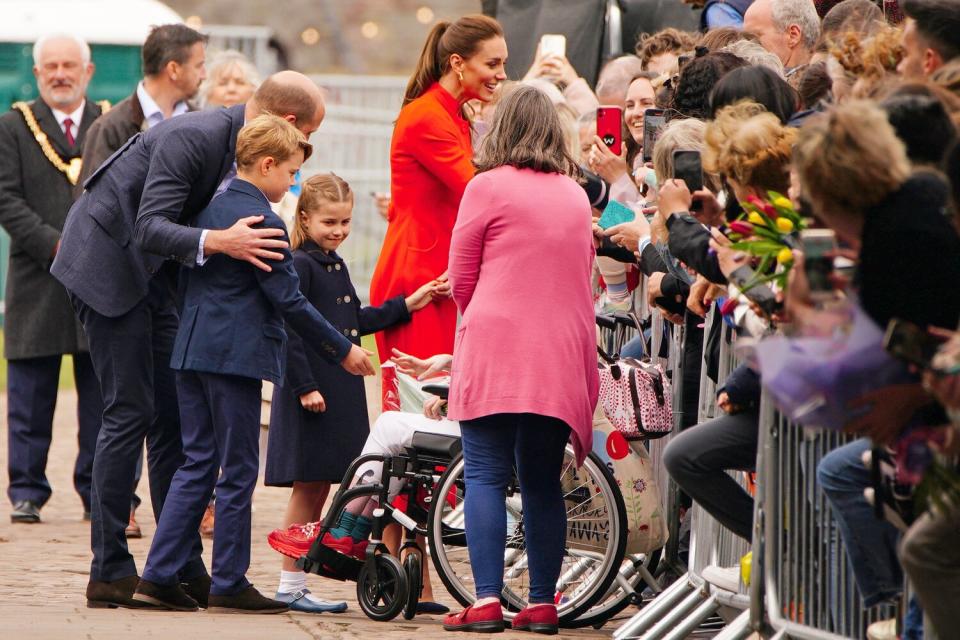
[402, 552, 422, 620]
[427, 446, 627, 625]
[356, 554, 409, 621]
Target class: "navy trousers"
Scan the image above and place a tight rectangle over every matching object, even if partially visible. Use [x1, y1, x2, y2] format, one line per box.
[142, 370, 261, 596]
[6, 353, 101, 510]
[72, 278, 205, 582]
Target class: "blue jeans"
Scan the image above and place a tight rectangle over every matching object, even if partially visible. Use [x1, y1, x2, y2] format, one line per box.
[459, 413, 571, 603]
[817, 438, 902, 607]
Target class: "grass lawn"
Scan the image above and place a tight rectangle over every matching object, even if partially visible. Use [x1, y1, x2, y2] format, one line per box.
[0, 332, 381, 390]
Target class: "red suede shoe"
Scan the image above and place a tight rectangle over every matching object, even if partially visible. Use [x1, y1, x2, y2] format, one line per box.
[266, 521, 322, 559]
[443, 601, 505, 633]
[511, 604, 559, 635]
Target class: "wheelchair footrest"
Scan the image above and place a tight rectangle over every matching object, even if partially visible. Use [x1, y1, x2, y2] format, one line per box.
[298, 543, 363, 582]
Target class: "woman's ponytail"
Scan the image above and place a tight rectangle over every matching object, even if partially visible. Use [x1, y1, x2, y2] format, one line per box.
[403, 21, 450, 107]
[402, 15, 504, 107]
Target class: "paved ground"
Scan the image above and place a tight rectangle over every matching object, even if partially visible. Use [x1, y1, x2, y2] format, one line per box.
[0, 389, 627, 639]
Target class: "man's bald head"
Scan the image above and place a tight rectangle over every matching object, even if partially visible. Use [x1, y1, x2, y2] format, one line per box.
[250, 70, 325, 136]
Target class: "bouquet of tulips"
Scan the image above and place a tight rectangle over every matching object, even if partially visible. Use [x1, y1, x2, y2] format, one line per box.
[723, 191, 805, 292]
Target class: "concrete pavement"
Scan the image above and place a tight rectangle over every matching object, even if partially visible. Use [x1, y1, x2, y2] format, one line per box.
[0, 390, 624, 639]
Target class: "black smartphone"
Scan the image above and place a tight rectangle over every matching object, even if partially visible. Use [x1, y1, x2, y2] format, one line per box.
[673, 149, 704, 212]
[800, 229, 838, 301]
[883, 319, 944, 369]
[672, 149, 703, 192]
[641, 108, 666, 163]
[728, 265, 782, 317]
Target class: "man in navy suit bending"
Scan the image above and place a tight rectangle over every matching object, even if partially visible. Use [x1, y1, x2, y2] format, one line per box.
[52, 71, 375, 609]
[134, 115, 351, 613]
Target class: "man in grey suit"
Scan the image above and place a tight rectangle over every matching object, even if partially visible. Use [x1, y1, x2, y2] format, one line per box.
[52, 70, 374, 610]
[0, 33, 105, 525]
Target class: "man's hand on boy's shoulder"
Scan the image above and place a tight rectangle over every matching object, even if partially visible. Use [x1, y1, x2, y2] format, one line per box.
[204, 214, 289, 272]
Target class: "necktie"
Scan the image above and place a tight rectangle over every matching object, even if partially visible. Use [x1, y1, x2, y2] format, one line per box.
[63, 117, 75, 146]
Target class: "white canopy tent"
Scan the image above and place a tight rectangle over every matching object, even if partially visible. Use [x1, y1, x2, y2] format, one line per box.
[0, 0, 183, 45]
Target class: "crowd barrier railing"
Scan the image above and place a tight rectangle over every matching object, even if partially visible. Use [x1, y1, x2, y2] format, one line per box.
[615, 299, 900, 639]
[752, 397, 897, 639]
[616, 308, 755, 639]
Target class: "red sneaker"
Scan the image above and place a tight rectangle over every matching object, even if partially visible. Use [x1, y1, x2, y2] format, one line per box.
[351, 539, 370, 560]
[321, 533, 355, 556]
[267, 521, 322, 559]
[511, 604, 559, 635]
[443, 601, 505, 633]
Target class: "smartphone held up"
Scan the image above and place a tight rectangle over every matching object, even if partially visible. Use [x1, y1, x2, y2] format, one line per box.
[597, 106, 623, 155]
[539, 34, 566, 58]
[800, 229, 838, 301]
[642, 108, 666, 163]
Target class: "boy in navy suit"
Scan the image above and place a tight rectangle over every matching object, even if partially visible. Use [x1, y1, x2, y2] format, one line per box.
[132, 114, 373, 613]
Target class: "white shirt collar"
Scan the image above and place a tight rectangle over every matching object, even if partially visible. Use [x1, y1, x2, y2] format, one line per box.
[136, 81, 189, 128]
[50, 101, 85, 130]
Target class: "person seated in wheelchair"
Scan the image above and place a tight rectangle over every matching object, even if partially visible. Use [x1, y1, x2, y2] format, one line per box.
[268, 349, 460, 561]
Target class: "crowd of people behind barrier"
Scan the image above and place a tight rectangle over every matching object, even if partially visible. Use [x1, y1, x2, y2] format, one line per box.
[2, 0, 960, 637]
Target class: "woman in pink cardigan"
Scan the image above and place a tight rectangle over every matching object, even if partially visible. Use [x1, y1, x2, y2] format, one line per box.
[442, 85, 599, 635]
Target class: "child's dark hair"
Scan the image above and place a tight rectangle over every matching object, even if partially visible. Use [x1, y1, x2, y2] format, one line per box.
[292, 173, 353, 250]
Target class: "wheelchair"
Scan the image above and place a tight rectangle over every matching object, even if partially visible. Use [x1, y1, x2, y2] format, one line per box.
[296, 383, 642, 625]
[296, 428, 461, 621]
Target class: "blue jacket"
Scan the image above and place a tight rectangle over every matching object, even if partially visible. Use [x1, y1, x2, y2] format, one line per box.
[169, 179, 352, 382]
[53, 104, 245, 317]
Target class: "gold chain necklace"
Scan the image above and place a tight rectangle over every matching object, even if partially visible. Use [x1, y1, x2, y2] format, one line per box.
[12, 100, 111, 185]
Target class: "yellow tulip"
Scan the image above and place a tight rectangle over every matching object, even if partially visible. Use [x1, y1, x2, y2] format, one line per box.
[777, 247, 794, 265]
[747, 211, 766, 226]
[776, 217, 794, 233]
[773, 196, 792, 209]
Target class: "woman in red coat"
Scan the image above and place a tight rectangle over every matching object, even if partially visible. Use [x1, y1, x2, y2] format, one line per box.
[370, 14, 507, 361]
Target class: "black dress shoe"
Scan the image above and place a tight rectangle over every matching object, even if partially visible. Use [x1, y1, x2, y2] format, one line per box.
[133, 579, 199, 611]
[86, 575, 158, 609]
[181, 574, 211, 609]
[11, 500, 41, 523]
[207, 585, 289, 614]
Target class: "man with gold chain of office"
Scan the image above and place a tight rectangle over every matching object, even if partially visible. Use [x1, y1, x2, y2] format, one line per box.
[0, 33, 108, 524]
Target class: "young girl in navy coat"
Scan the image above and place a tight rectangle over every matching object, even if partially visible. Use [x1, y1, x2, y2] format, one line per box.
[266, 173, 439, 612]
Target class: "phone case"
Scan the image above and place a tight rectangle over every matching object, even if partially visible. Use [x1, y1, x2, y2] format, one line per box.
[642, 110, 666, 163]
[597, 200, 636, 230]
[597, 107, 623, 155]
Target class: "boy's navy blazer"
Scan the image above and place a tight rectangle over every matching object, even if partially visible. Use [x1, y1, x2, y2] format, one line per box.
[52, 104, 245, 318]
[169, 179, 352, 383]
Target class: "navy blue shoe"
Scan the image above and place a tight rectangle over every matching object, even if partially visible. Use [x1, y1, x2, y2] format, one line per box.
[417, 601, 451, 615]
[274, 589, 348, 613]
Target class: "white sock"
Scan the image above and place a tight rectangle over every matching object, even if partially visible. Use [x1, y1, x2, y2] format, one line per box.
[278, 570, 306, 594]
[475, 596, 500, 607]
[278, 570, 343, 605]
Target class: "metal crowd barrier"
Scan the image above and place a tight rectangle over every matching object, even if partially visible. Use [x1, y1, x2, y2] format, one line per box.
[753, 398, 897, 639]
[615, 301, 900, 640]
